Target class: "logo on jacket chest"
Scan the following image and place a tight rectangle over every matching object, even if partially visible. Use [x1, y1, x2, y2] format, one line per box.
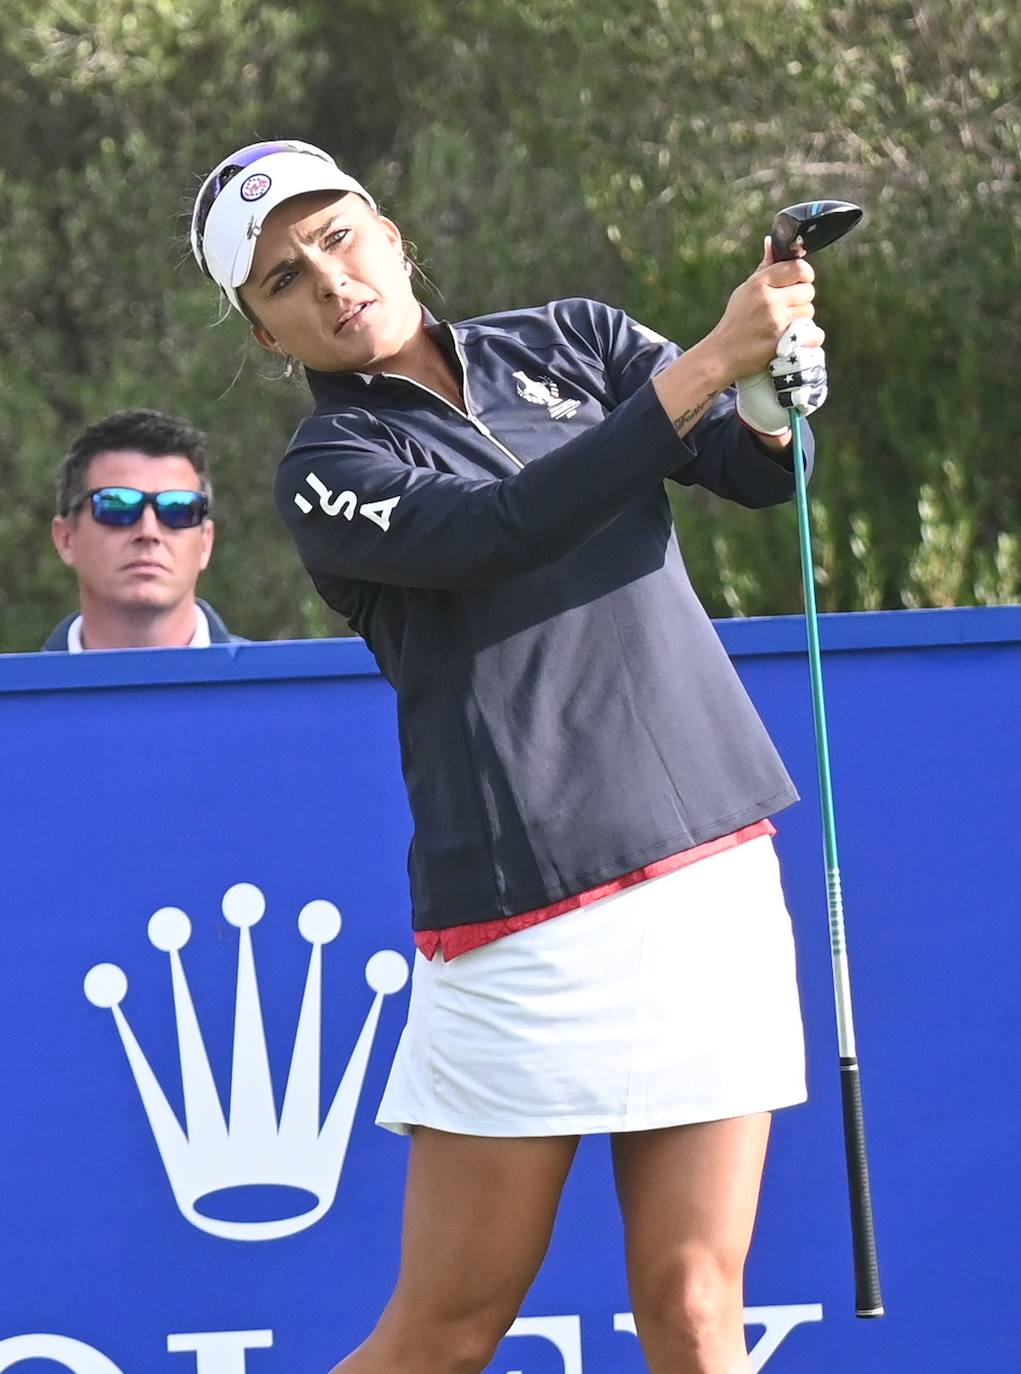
[512, 370, 581, 420]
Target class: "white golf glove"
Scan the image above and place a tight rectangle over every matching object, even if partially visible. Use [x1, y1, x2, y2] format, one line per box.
[735, 322, 827, 435]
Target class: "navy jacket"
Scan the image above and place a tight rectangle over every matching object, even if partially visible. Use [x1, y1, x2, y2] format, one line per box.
[274, 298, 813, 931]
[42, 598, 238, 651]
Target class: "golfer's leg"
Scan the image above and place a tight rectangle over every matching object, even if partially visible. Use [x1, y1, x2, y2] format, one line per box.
[330, 1127, 580, 1374]
[612, 1114, 771, 1374]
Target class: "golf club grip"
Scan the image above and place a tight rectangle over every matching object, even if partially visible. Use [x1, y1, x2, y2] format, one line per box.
[839, 1057, 884, 1317]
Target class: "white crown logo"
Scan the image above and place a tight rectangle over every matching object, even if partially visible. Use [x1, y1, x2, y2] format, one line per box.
[83, 883, 409, 1242]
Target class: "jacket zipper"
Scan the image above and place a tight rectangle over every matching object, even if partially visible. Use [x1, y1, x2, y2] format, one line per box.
[380, 330, 525, 471]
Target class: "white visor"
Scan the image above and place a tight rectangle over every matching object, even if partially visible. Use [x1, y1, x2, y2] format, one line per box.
[192, 141, 377, 315]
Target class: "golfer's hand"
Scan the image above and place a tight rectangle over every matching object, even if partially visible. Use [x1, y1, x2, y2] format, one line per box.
[704, 237, 820, 385]
[770, 322, 827, 415]
[736, 319, 828, 435]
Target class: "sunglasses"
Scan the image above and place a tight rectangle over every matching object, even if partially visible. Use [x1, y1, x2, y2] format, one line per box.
[74, 487, 210, 530]
[191, 140, 333, 278]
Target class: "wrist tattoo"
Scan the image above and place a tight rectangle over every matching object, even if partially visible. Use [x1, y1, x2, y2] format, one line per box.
[671, 390, 717, 436]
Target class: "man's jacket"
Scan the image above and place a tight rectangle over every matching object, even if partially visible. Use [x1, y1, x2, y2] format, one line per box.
[274, 298, 814, 932]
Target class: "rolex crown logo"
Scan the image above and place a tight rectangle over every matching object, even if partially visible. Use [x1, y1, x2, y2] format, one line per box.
[83, 883, 408, 1242]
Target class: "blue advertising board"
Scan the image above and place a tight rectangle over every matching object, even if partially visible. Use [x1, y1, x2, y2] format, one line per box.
[1, 607, 1018, 1372]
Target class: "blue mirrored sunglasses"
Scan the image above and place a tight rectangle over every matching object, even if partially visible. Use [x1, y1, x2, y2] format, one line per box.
[192, 140, 332, 278]
[75, 487, 209, 530]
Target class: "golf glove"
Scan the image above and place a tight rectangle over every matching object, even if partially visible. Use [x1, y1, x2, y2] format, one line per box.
[735, 322, 827, 435]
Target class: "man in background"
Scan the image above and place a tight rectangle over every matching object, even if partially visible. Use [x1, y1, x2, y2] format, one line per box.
[45, 409, 238, 650]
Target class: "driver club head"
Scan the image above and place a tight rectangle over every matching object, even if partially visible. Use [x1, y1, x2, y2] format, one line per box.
[770, 200, 863, 261]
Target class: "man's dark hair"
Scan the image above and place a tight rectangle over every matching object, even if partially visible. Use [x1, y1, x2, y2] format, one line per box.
[56, 409, 213, 517]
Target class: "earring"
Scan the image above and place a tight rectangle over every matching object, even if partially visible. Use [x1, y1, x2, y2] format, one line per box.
[284, 357, 294, 379]
[403, 256, 413, 276]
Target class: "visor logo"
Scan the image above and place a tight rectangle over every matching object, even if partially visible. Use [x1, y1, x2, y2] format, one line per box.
[240, 173, 272, 202]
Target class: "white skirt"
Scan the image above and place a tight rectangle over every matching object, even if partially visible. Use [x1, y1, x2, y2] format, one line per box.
[376, 835, 806, 1137]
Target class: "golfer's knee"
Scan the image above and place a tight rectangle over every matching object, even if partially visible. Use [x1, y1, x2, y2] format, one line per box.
[637, 1248, 744, 1354]
[428, 1316, 506, 1374]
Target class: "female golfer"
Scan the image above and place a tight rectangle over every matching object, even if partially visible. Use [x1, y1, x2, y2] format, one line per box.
[192, 140, 825, 1374]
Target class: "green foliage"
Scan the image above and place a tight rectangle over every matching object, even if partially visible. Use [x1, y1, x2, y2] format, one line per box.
[1, 0, 1018, 648]
[390, 0, 1021, 615]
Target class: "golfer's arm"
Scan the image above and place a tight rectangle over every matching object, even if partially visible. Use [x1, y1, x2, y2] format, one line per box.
[278, 379, 710, 591]
[651, 339, 792, 452]
[650, 338, 731, 440]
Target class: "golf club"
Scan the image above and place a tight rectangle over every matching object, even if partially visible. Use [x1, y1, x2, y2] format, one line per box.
[770, 199, 884, 1319]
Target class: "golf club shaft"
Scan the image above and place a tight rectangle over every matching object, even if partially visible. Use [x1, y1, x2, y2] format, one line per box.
[790, 410, 884, 1318]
